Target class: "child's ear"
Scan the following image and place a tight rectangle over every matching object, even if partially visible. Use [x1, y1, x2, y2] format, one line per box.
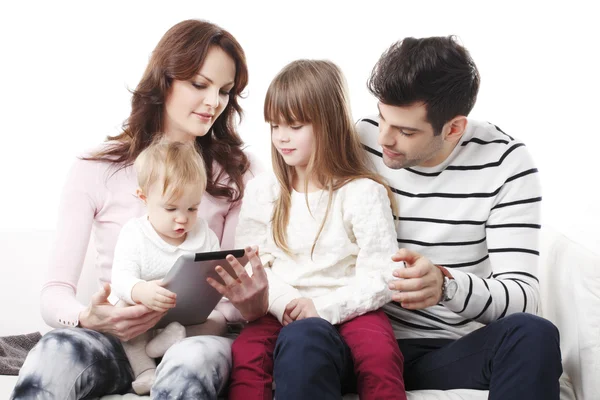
[136, 188, 147, 204]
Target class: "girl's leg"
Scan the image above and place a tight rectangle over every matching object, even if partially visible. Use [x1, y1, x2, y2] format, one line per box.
[228, 314, 282, 400]
[10, 328, 133, 400]
[152, 335, 233, 400]
[338, 310, 406, 400]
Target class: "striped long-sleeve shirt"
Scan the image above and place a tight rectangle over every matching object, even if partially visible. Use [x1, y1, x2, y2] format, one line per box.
[357, 117, 542, 340]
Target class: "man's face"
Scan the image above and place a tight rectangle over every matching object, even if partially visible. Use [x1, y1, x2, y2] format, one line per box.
[377, 102, 445, 169]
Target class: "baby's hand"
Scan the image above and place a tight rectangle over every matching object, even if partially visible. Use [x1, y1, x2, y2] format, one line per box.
[132, 280, 176, 312]
[283, 297, 320, 326]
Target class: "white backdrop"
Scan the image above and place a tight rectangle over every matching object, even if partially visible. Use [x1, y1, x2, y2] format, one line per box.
[0, 0, 598, 254]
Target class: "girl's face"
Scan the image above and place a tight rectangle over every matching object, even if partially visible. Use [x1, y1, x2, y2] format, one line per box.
[163, 46, 236, 143]
[271, 122, 315, 173]
[138, 183, 203, 246]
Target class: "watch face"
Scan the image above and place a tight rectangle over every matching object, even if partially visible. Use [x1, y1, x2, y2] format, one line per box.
[447, 280, 458, 300]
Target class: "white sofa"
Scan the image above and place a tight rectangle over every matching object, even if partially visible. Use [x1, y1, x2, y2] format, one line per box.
[1, 227, 597, 399]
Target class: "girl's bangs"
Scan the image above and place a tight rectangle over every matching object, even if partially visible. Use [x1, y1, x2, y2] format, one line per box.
[264, 77, 311, 125]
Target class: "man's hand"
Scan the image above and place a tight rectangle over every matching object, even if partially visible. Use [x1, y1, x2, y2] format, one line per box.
[388, 248, 444, 309]
[207, 246, 269, 322]
[131, 280, 177, 312]
[282, 297, 320, 326]
[79, 283, 165, 341]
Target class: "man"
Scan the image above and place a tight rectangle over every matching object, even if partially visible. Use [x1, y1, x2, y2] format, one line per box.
[272, 36, 562, 400]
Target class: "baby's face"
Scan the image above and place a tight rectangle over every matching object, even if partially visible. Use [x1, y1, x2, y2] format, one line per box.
[144, 183, 203, 246]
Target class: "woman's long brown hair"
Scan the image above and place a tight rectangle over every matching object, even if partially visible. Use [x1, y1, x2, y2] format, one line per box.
[265, 60, 397, 256]
[86, 19, 249, 202]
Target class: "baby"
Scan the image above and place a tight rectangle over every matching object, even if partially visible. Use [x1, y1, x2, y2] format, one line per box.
[111, 139, 227, 394]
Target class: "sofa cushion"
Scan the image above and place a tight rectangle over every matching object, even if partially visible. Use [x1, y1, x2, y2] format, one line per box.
[0, 229, 588, 399]
[539, 227, 600, 399]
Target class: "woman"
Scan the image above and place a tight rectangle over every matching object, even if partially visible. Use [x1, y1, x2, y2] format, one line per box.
[10, 19, 268, 400]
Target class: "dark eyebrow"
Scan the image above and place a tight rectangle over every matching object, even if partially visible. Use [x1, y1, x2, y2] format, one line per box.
[377, 104, 423, 133]
[198, 74, 234, 87]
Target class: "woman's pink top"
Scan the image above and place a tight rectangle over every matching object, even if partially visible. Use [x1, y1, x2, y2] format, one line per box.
[41, 144, 260, 327]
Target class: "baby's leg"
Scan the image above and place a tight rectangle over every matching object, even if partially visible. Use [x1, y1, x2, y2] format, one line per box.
[146, 310, 227, 358]
[215, 297, 243, 321]
[115, 299, 156, 394]
[121, 331, 156, 395]
[146, 322, 186, 358]
[185, 309, 228, 337]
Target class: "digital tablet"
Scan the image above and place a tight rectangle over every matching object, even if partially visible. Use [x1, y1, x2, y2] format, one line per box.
[154, 249, 248, 329]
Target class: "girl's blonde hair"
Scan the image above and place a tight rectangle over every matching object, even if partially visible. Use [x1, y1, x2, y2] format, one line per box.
[134, 139, 207, 201]
[264, 59, 397, 256]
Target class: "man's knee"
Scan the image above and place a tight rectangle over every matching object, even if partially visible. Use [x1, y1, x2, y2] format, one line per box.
[274, 318, 350, 397]
[278, 318, 336, 345]
[501, 313, 561, 369]
[275, 317, 340, 361]
[503, 313, 560, 344]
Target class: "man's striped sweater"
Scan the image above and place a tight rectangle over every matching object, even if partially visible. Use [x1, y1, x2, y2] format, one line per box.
[357, 117, 542, 340]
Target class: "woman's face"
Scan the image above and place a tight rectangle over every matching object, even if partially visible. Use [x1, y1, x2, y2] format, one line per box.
[163, 46, 236, 143]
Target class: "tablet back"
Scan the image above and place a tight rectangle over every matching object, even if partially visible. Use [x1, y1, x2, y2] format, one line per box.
[154, 249, 247, 329]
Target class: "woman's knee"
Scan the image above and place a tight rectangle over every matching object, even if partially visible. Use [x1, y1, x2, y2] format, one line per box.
[12, 328, 131, 400]
[154, 336, 233, 400]
[26, 328, 125, 367]
[162, 335, 232, 366]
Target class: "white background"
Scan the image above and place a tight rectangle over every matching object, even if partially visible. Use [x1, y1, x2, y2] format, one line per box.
[0, 0, 598, 254]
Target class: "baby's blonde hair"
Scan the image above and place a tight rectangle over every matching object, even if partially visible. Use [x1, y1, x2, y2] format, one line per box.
[134, 139, 207, 201]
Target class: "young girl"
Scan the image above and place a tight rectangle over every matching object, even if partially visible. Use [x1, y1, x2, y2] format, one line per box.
[111, 140, 231, 394]
[230, 60, 407, 400]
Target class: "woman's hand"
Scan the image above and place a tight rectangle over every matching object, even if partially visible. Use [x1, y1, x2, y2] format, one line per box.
[207, 246, 269, 322]
[79, 283, 165, 341]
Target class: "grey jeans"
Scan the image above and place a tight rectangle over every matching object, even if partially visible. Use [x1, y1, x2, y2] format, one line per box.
[10, 328, 233, 400]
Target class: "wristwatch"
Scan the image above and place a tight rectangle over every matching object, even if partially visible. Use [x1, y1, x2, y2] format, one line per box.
[437, 265, 458, 302]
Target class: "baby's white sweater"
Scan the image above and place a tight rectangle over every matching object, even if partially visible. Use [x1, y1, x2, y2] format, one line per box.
[235, 173, 402, 325]
[111, 215, 220, 304]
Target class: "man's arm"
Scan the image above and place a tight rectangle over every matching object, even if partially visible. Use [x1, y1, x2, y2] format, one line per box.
[443, 147, 541, 321]
[393, 144, 541, 323]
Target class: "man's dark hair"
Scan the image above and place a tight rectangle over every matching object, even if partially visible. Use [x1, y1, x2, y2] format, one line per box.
[368, 36, 480, 135]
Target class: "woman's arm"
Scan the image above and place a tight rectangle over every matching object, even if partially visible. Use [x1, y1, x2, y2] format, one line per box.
[40, 157, 102, 328]
[42, 156, 162, 339]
